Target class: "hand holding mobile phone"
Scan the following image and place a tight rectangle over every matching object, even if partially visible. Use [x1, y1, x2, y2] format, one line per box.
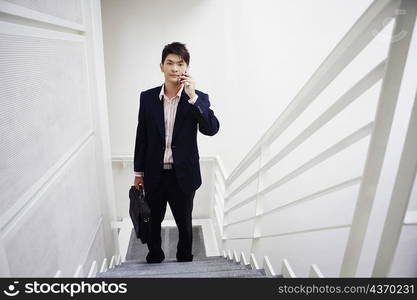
[179, 72, 191, 86]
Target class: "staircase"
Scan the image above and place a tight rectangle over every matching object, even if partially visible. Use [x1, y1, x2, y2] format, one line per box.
[96, 226, 281, 278]
[97, 256, 281, 278]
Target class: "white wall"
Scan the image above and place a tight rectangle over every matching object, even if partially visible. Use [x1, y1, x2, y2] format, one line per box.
[0, 0, 117, 276]
[101, 0, 374, 174]
[101, 0, 374, 269]
[101, 0, 417, 277]
[100, 0, 373, 220]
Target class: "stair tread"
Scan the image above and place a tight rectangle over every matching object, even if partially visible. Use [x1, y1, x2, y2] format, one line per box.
[97, 268, 268, 278]
[97, 254, 282, 278]
[126, 226, 207, 261]
[102, 264, 251, 275]
[122, 256, 225, 265]
[118, 259, 240, 268]
[114, 264, 251, 272]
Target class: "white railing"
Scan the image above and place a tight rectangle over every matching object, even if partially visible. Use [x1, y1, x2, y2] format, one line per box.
[54, 254, 122, 278]
[220, 247, 325, 278]
[104, 1, 416, 278]
[220, 0, 417, 278]
[210, 156, 228, 251]
[219, 248, 317, 278]
[221, 249, 279, 277]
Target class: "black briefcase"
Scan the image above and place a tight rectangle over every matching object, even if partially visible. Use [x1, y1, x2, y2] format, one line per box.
[129, 185, 151, 244]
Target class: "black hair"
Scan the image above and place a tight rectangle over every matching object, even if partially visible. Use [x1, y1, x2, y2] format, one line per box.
[161, 42, 190, 65]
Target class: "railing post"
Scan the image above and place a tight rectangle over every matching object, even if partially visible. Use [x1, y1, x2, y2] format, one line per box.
[372, 90, 417, 276]
[214, 162, 226, 243]
[340, 0, 417, 277]
[250, 144, 270, 256]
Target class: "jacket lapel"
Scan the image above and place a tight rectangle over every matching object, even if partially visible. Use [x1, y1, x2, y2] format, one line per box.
[151, 85, 165, 141]
[151, 85, 191, 143]
[172, 88, 190, 144]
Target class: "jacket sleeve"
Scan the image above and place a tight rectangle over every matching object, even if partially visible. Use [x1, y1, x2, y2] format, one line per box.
[191, 92, 220, 136]
[134, 92, 147, 173]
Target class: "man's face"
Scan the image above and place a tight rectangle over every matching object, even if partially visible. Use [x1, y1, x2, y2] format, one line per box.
[160, 54, 188, 84]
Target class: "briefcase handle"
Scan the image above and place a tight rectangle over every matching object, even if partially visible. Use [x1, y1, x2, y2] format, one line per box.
[133, 183, 145, 194]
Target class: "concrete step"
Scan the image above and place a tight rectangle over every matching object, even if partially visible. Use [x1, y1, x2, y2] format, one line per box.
[99, 221, 279, 278]
[121, 255, 226, 265]
[97, 268, 268, 278]
[99, 263, 252, 277]
[126, 225, 207, 261]
[115, 262, 247, 273]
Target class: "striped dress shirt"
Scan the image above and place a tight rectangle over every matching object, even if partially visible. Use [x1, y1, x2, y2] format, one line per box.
[134, 84, 198, 177]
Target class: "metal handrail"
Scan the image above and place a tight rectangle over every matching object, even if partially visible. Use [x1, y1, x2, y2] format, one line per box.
[221, 0, 417, 278]
[226, 0, 398, 186]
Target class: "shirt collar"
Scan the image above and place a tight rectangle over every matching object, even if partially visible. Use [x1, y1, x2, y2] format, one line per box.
[159, 84, 184, 101]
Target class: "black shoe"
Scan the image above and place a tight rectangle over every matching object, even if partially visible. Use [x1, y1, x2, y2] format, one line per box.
[146, 251, 165, 263]
[177, 254, 193, 262]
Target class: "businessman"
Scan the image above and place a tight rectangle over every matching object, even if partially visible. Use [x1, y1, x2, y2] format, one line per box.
[133, 42, 220, 263]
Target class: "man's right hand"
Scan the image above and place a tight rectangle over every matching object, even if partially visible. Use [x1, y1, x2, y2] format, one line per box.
[134, 176, 144, 189]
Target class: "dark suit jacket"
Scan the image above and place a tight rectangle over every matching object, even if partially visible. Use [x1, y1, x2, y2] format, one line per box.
[134, 85, 220, 194]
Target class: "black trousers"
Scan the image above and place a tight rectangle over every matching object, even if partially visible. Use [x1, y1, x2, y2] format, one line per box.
[145, 168, 195, 262]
